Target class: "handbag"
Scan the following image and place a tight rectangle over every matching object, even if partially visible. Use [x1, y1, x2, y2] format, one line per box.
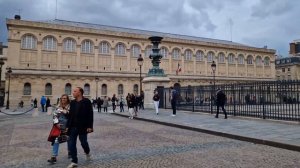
[47, 125, 61, 142]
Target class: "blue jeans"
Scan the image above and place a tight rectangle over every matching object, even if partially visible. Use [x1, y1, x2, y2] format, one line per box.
[52, 138, 59, 156]
[52, 137, 71, 157]
[69, 128, 90, 164]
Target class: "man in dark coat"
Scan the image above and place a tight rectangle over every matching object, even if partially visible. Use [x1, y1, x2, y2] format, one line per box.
[66, 87, 93, 168]
[170, 87, 177, 116]
[215, 89, 228, 119]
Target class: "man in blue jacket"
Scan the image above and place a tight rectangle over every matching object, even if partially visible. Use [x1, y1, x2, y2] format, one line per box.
[40, 96, 47, 112]
[67, 87, 93, 168]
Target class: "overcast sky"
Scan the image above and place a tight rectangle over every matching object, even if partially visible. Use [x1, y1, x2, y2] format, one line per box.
[1, 0, 299, 56]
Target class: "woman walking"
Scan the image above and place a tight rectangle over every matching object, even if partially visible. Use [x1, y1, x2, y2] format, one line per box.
[47, 94, 70, 164]
[153, 90, 160, 115]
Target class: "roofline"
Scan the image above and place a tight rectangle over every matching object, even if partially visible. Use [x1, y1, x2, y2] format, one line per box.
[6, 18, 276, 54]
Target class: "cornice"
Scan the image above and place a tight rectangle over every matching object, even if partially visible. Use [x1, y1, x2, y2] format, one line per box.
[7, 19, 275, 55]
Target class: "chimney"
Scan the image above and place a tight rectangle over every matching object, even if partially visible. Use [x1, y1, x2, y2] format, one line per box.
[289, 42, 296, 55]
[14, 15, 21, 20]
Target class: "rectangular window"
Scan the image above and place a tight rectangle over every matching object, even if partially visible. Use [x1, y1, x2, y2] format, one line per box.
[282, 68, 285, 72]
[288, 68, 290, 72]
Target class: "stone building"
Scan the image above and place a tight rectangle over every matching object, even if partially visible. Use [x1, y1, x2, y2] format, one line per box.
[5, 16, 276, 107]
[275, 40, 300, 80]
[0, 42, 8, 106]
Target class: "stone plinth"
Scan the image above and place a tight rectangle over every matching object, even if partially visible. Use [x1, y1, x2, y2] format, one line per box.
[142, 76, 170, 109]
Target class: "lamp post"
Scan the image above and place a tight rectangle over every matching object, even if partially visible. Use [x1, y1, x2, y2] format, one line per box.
[6, 67, 12, 109]
[211, 61, 216, 114]
[95, 77, 99, 99]
[0, 58, 4, 88]
[137, 54, 144, 95]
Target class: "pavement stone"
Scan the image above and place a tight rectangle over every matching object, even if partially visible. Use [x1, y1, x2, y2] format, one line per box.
[113, 107, 300, 151]
[0, 107, 300, 167]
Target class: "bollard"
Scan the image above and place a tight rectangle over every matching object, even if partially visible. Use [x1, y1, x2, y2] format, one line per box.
[32, 108, 39, 117]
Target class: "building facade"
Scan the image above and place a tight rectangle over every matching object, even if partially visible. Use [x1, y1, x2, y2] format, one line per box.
[0, 42, 8, 106]
[6, 17, 276, 107]
[275, 40, 300, 80]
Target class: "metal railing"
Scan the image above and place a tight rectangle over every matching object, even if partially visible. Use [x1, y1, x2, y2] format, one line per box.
[163, 80, 300, 121]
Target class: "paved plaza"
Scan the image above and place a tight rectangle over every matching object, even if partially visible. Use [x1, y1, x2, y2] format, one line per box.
[0, 107, 300, 168]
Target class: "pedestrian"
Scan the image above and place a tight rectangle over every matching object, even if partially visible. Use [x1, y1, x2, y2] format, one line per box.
[40, 96, 47, 112]
[128, 94, 134, 119]
[111, 94, 117, 112]
[170, 87, 178, 116]
[66, 87, 93, 168]
[132, 93, 138, 116]
[140, 90, 145, 110]
[96, 97, 103, 113]
[33, 98, 38, 108]
[46, 97, 51, 112]
[153, 90, 160, 115]
[126, 93, 130, 111]
[119, 96, 124, 112]
[215, 89, 228, 119]
[47, 94, 70, 164]
[103, 96, 109, 113]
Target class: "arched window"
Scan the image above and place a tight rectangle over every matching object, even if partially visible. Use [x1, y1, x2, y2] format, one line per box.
[45, 83, 52, 95]
[228, 53, 235, 64]
[247, 55, 253, 65]
[160, 47, 168, 58]
[101, 84, 107, 95]
[264, 57, 270, 66]
[184, 49, 192, 61]
[81, 40, 93, 54]
[172, 48, 180, 60]
[196, 50, 204, 61]
[65, 83, 72, 95]
[256, 56, 262, 66]
[43, 36, 57, 51]
[63, 38, 76, 52]
[84, 83, 90, 95]
[131, 44, 141, 57]
[145, 46, 152, 57]
[133, 84, 139, 95]
[115, 43, 126, 56]
[218, 52, 225, 63]
[99, 41, 110, 54]
[118, 84, 124, 95]
[207, 51, 214, 62]
[21, 34, 37, 49]
[238, 54, 244, 64]
[23, 83, 31, 95]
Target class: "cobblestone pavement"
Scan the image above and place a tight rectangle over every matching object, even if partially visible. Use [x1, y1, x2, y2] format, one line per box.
[0, 110, 300, 168]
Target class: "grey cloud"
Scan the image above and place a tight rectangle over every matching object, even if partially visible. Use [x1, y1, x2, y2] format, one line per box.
[251, 0, 297, 18]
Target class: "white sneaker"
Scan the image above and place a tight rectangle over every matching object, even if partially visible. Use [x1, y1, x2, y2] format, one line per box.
[171, 114, 176, 117]
[67, 162, 78, 168]
[86, 153, 92, 161]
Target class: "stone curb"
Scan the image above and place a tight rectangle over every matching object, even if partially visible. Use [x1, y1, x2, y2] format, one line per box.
[113, 113, 300, 152]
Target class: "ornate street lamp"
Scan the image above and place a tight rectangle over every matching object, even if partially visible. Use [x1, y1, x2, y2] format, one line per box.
[210, 61, 216, 114]
[137, 54, 144, 94]
[6, 67, 12, 109]
[95, 77, 99, 99]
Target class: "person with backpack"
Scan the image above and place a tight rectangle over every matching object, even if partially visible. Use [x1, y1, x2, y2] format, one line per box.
[215, 89, 228, 119]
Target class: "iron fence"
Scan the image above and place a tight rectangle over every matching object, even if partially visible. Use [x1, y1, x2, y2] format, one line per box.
[163, 80, 300, 121]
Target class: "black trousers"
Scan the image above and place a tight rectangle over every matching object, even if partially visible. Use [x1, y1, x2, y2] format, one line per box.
[171, 101, 176, 115]
[216, 104, 227, 118]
